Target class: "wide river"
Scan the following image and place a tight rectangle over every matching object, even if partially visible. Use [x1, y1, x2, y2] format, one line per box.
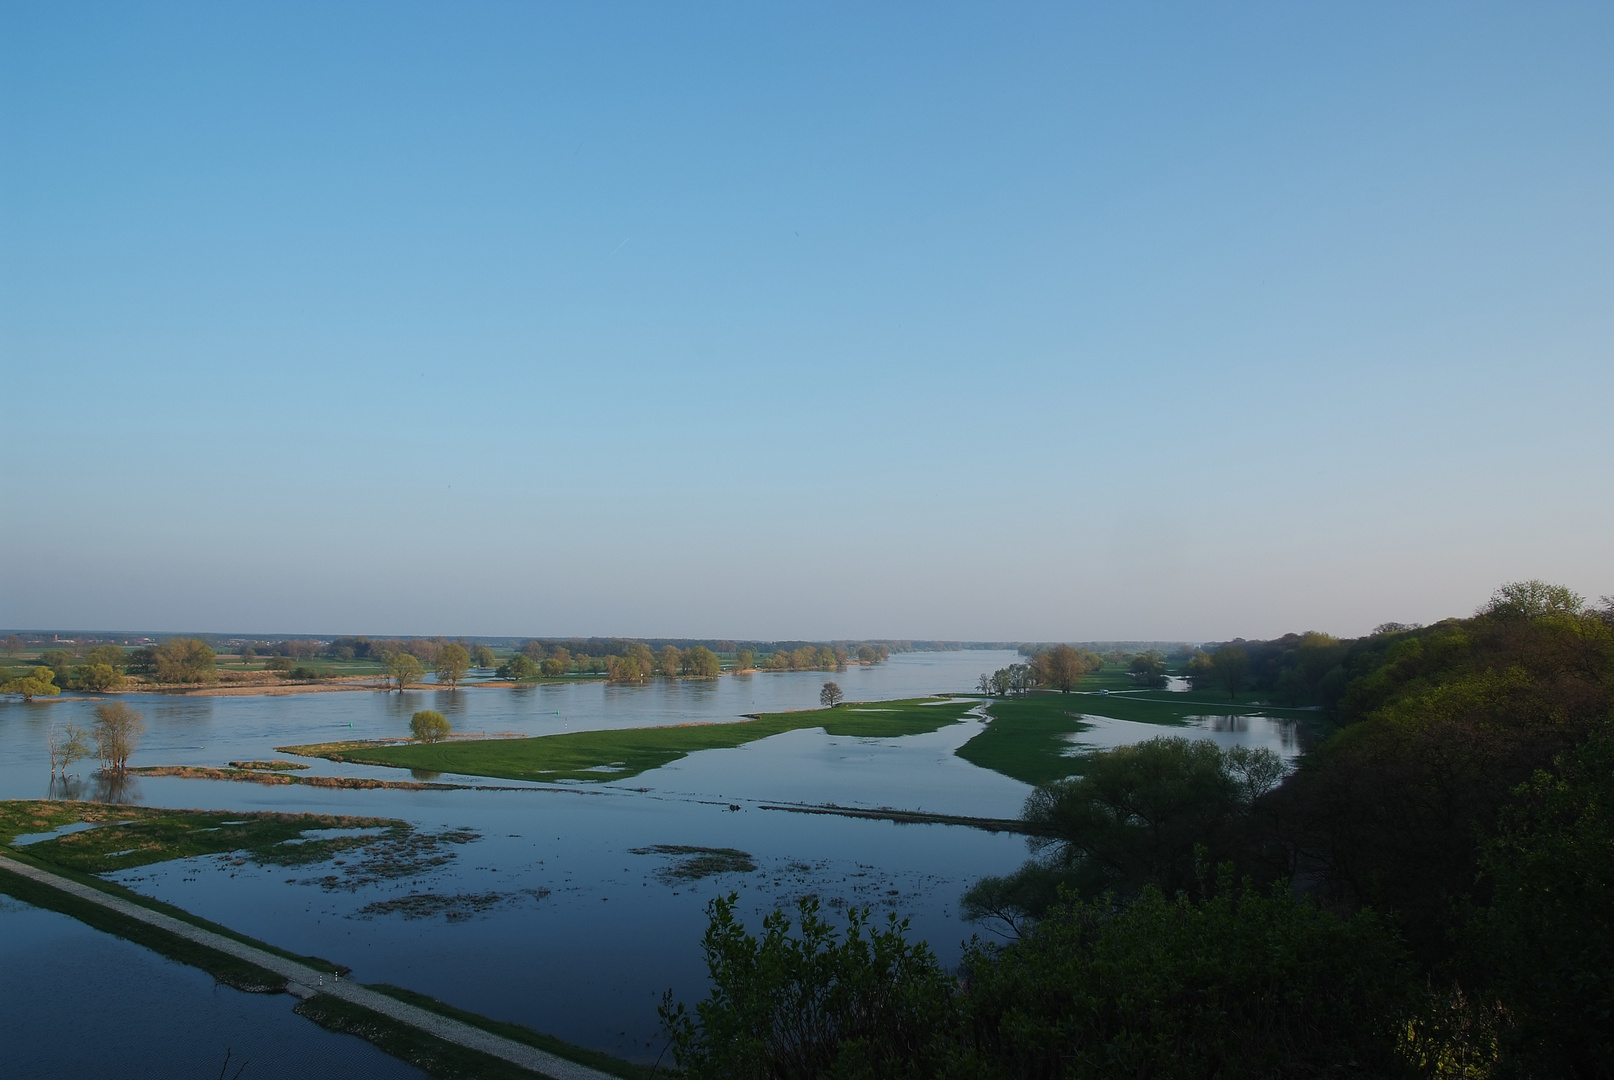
[0, 651, 1304, 1075]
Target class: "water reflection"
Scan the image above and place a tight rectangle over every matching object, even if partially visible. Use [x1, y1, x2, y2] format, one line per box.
[91, 771, 143, 805]
[46, 775, 88, 801]
[1190, 714, 1301, 751]
[1066, 713, 1304, 761]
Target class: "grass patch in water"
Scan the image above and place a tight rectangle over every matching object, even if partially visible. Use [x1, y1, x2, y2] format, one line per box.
[358, 888, 548, 921]
[283, 697, 978, 783]
[955, 692, 1313, 786]
[228, 759, 310, 771]
[631, 844, 756, 881]
[4, 802, 405, 875]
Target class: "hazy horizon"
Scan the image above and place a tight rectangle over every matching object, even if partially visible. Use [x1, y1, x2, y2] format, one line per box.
[4, 4, 1610, 641]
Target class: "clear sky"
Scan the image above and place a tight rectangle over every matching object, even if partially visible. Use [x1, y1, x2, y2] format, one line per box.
[2, 2, 1610, 642]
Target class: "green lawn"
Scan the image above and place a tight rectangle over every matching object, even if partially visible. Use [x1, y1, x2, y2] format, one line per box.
[954, 689, 1314, 787]
[284, 697, 979, 783]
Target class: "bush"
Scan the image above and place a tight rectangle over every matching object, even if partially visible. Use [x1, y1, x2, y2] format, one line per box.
[409, 710, 451, 743]
[958, 873, 1415, 1079]
[661, 895, 957, 1080]
[1464, 723, 1614, 1077]
[69, 663, 124, 693]
[662, 873, 1416, 1080]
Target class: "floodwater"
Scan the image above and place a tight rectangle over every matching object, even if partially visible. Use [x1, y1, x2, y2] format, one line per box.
[0, 651, 1309, 1070]
[0, 894, 425, 1079]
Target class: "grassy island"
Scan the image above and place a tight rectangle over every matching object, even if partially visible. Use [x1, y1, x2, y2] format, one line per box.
[959, 689, 1316, 786]
[283, 697, 979, 783]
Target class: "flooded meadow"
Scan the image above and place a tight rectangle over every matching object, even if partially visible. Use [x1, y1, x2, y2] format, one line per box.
[0, 651, 1308, 1070]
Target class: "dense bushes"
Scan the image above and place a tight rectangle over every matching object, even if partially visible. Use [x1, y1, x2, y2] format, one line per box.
[663, 876, 1414, 1080]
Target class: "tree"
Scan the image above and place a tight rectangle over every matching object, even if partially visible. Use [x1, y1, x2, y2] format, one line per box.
[659, 895, 956, 1080]
[735, 649, 755, 672]
[1033, 644, 1097, 693]
[541, 656, 569, 677]
[500, 654, 540, 680]
[1211, 645, 1248, 700]
[977, 673, 992, 696]
[93, 702, 145, 774]
[388, 651, 424, 691]
[409, 709, 451, 743]
[469, 644, 496, 669]
[435, 643, 471, 689]
[858, 645, 879, 663]
[1, 634, 21, 657]
[152, 638, 217, 684]
[1465, 723, 1614, 1075]
[48, 722, 91, 776]
[683, 646, 721, 678]
[4, 667, 60, 700]
[626, 642, 655, 678]
[1127, 652, 1168, 689]
[820, 681, 844, 708]
[963, 737, 1282, 925]
[658, 645, 683, 678]
[520, 640, 548, 662]
[1482, 579, 1584, 619]
[84, 644, 125, 669]
[70, 663, 125, 692]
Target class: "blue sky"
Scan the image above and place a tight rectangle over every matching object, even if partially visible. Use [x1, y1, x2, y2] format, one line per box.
[3, 2, 1610, 641]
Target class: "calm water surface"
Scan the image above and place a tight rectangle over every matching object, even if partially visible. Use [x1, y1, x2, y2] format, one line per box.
[0, 651, 1306, 1065]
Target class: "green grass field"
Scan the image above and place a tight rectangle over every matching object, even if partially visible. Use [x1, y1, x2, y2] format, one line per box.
[285, 697, 979, 783]
[955, 686, 1315, 787]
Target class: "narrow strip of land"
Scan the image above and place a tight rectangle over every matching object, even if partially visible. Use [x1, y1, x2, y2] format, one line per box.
[283, 697, 981, 783]
[0, 854, 615, 1080]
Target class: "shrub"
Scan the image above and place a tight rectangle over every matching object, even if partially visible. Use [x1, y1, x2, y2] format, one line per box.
[661, 894, 957, 1080]
[409, 710, 451, 743]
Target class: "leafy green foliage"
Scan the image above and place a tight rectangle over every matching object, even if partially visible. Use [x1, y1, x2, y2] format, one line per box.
[3, 666, 60, 700]
[151, 637, 216, 684]
[1465, 724, 1614, 1076]
[410, 710, 451, 743]
[1280, 598, 1614, 957]
[434, 643, 470, 689]
[958, 874, 1414, 1079]
[963, 738, 1284, 927]
[497, 653, 540, 680]
[69, 663, 124, 692]
[660, 894, 958, 1080]
[388, 651, 424, 690]
[662, 875, 1413, 1080]
[1126, 651, 1167, 688]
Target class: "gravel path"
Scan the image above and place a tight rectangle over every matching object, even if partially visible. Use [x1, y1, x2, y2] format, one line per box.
[0, 854, 618, 1080]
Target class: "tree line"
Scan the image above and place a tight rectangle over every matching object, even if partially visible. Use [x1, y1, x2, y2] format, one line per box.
[660, 581, 1614, 1078]
[977, 644, 1104, 696]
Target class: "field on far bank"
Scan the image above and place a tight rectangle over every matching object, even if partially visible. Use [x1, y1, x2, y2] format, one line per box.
[283, 697, 980, 783]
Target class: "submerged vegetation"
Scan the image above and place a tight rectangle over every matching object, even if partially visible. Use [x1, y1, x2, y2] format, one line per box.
[1, 803, 406, 874]
[631, 844, 757, 881]
[284, 697, 979, 783]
